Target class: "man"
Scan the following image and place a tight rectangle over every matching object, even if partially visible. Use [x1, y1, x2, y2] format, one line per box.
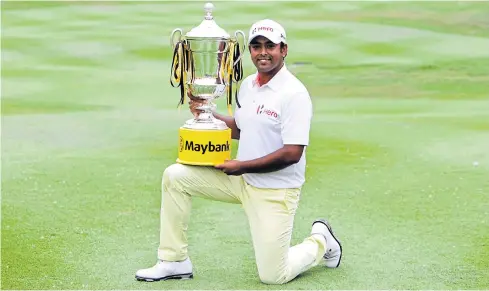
[135, 19, 342, 285]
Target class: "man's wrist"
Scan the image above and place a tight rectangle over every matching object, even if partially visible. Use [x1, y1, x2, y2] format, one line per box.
[212, 112, 221, 123]
[238, 160, 250, 174]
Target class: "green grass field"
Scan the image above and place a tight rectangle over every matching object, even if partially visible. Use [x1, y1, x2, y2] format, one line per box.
[2, 1, 489, 290]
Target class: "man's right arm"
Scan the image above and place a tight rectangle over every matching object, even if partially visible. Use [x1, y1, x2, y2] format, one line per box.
[213, 112, 240, 140]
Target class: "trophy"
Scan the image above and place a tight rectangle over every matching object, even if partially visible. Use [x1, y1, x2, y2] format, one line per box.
[170, 2, 245, 166]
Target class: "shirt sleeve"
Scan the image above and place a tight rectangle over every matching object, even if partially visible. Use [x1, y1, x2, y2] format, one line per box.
[234, 91, 242, 130]
[280, 90, 313, 146]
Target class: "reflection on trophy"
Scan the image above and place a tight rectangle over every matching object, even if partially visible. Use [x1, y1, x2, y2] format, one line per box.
[170, 2, 245, 166]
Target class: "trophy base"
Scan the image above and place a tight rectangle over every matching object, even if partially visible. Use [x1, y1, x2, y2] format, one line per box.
[182, 114, 228, 130]
[177, 122, 231, 166]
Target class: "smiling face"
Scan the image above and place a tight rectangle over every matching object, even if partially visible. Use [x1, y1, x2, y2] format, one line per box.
[249, 36, 288, 74]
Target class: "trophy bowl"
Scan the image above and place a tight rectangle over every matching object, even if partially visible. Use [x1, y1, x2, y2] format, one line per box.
[170, 2, 245, 165]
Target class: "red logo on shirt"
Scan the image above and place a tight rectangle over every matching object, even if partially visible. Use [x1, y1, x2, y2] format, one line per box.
[256, 104, 264, 114]
[256, 104, 278, 118]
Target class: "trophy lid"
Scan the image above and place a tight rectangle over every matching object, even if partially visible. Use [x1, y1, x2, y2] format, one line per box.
[185, 3, 230, 39]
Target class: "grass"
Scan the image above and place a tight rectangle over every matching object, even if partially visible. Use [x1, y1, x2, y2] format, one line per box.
[2, 1, 489, 290]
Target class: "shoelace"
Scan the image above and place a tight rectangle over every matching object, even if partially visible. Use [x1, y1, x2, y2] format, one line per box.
[324, 247, 336, 259]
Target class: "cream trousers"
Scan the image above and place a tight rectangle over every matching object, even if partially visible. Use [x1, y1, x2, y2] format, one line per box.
[157, 163, 326, 284]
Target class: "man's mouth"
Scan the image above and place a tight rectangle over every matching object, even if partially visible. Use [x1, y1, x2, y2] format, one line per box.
[258, 58, 271, 64]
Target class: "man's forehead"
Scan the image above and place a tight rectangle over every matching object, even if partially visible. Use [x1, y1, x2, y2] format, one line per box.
[250, 36, 275, 44]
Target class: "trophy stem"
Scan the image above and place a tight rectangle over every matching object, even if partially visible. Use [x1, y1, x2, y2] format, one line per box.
[197, 110, 214, 122]
[195, 100, 216, 122]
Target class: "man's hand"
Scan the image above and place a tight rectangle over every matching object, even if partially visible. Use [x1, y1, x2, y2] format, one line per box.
[187, 92, 205, 119]
[215, 159, 246, 176]
[188, 92, 241, 140]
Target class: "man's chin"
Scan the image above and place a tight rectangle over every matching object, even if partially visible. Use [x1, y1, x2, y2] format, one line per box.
[257, 65, 273, 73]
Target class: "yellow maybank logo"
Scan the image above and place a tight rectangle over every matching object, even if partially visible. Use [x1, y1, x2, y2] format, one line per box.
[183, 140, 230, 154]
[177, 127, 232, 166]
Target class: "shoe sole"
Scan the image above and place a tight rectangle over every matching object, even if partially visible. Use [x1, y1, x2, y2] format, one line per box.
[313, 219, 343, 268]
[135, 273, 193, 282]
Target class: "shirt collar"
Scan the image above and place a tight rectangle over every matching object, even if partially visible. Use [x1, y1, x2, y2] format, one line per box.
[251, 64, 288, 91]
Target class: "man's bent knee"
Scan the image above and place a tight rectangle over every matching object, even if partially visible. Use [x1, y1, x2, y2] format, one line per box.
[162, 163, 190, 187]
[259, 270, 289, 285]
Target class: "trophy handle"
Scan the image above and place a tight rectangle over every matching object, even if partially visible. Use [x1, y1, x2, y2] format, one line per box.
[233, 30, 246, 66]
[170, 28, 183, 48]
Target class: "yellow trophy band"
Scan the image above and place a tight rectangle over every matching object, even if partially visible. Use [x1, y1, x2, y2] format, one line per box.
[177, 127, 231, 166]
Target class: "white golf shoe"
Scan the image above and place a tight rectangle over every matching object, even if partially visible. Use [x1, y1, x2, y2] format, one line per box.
[135, 258, 193, 282]
[311, 219, 343, 268]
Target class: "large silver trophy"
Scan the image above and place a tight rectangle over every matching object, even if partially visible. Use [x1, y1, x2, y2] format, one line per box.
[170, 2, 245, 166]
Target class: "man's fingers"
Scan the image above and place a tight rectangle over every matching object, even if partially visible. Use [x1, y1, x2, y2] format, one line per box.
[189, 100, 204, 109]
[188, 100, 204, 119]
[215, 160, 231, 170]
[187, 92, 203, 102]
[190, 102, 203, 109]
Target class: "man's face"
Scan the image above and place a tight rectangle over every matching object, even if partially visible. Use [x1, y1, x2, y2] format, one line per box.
[249, 36, 287, 73]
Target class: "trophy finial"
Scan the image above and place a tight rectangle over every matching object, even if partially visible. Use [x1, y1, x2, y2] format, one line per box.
[204, 2, 214, 20]
[186, 2, 228, 38]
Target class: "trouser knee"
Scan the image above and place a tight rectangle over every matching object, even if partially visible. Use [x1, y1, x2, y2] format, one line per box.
[162, 163, 188, 187]
[259, 270, 288, 285]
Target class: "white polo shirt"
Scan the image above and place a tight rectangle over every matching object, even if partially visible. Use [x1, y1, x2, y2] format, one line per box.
[234, 65, 313, 189]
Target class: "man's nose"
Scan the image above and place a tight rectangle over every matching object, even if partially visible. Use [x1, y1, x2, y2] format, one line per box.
[258, 46, 267, 55]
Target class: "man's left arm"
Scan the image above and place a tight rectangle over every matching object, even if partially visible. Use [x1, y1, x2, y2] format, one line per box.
[239, 144, 305, 174]
[216, 91, 312, 175]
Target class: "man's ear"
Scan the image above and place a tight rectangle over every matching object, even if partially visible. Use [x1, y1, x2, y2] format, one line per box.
[281, 44, 288, 58]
